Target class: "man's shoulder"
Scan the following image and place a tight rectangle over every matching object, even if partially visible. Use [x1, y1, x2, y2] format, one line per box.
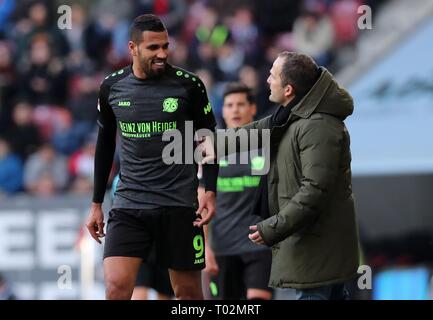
[165, 64, 204, 89]
[298, 113, 344, 129]
[100, 66, 131, 90]
[294, 113, 346, 144]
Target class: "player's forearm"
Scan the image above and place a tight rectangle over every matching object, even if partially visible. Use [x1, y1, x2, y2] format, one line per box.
[92, 126, 116, 203]
[202, 163, 218, 193]
[213, 116, 272, 157]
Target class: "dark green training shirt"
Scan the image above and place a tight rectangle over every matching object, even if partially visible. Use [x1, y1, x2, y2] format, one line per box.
[211, 151, 270, 255]
[97, 64, 216, 209]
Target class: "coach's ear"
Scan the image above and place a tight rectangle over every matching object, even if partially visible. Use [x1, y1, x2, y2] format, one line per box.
[284, 84, 295, 100]
[128, 41, 137, 57]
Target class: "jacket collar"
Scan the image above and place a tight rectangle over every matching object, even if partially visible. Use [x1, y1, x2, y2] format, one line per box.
[291, 67, 333, 119]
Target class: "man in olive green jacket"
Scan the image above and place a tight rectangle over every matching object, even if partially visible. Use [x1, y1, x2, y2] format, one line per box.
[245, 52, 360, 300]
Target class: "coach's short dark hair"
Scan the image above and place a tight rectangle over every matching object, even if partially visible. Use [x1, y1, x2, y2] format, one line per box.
[129, 14, 166, 43]
[223, 82, 255, 104]
[278, 51, 319, 97]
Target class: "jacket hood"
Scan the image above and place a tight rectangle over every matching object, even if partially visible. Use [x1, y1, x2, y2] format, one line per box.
[291, 67, 354, 120]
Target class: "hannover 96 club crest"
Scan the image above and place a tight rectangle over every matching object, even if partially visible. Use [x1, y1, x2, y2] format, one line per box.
[163, 97, 179, 113]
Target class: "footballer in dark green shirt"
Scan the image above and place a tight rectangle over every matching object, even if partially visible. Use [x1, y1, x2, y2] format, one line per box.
[86, 14, 218, 300]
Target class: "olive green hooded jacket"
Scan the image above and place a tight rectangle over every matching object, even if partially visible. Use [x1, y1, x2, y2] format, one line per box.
[238, 68, 360, 289]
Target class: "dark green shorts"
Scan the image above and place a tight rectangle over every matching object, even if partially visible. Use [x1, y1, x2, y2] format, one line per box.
[103, 207, 205, 271]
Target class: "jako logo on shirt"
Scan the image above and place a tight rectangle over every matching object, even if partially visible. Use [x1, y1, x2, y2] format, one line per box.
[163, 97, 178, 112]
[118, 101, 131, 107]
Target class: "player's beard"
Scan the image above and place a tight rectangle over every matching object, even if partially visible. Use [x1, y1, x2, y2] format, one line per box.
[138, 55, 166, 79]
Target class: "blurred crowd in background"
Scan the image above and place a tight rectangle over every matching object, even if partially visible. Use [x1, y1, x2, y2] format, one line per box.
[0, 0, 387, 198]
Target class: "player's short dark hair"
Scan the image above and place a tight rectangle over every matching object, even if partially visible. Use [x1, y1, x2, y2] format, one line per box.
[129, 14, 167, 43]
[223, 82, 255, 105]
[278, 51, 320, 97]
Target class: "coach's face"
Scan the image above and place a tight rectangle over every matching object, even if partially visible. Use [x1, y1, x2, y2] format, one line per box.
[267, 56, 293, 106]
[131, 30, 169, 78]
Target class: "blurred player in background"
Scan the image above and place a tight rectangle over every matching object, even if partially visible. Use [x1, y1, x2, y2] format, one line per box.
[203, 83, 272, 300]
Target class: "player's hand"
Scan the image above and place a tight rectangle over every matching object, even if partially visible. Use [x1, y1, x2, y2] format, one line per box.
[204, 244, 219, 276]
[248, 225, 265, 245]
[86, 203, 105, 244]
[194, 191, 216, 227]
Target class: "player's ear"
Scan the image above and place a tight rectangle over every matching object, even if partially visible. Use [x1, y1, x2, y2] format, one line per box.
[128, 41, 137, 57]
[222, 103, 229, 123]
[251, 103, 257, 117]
